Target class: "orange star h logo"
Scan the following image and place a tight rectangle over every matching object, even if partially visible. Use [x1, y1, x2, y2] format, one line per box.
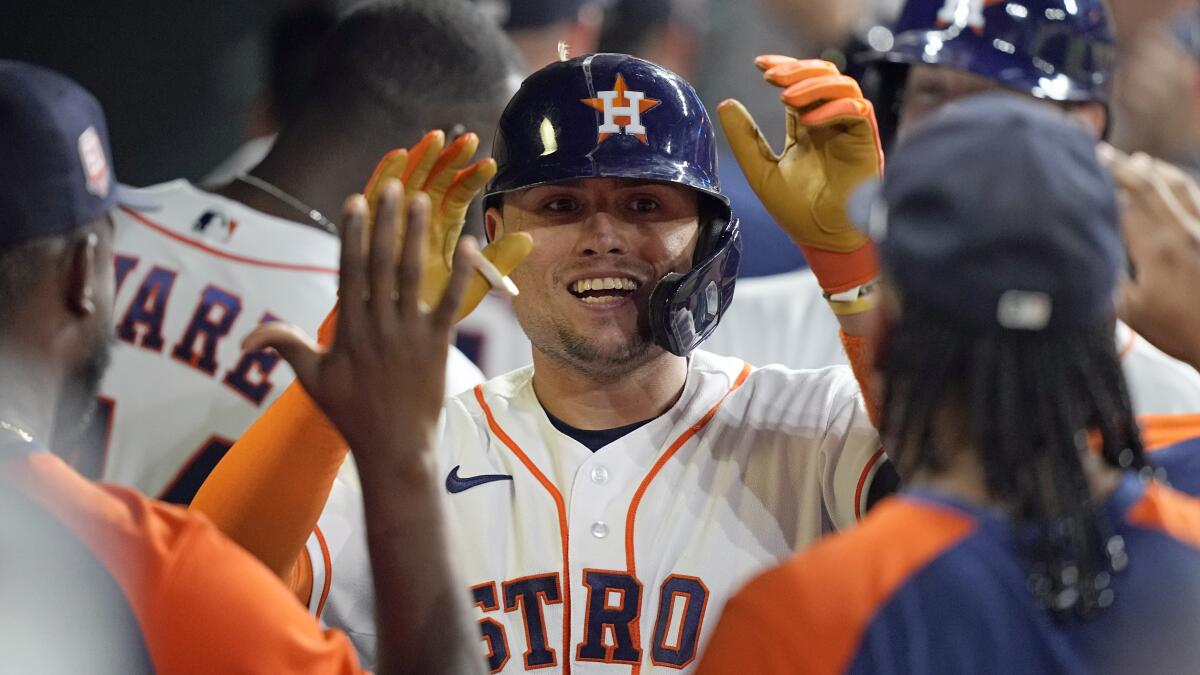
[581, 73, 661, 144]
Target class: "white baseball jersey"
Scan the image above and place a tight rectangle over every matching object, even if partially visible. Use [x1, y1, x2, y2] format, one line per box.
[707, 269, 1200, 415]
[99, 180, 484, 501]
[703, 269, 847, 370]
[307, 350, 884, 672]
[1113, 321, 1200, 415]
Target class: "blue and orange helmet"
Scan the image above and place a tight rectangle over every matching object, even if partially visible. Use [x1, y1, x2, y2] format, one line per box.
[875, 0, 1116, 103]
[484, 53, 741, 357]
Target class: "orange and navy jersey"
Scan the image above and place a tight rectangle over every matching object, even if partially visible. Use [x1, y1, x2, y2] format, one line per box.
[0, 448, 364, 674]
[1153, 435, 1200, 497]
[1141, 415, 1200, 498]
[698, 473, 1200, 675]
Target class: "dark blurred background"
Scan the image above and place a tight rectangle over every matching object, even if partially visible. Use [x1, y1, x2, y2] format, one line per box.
[3, 0, 306, 185]
[6, 0, 1197, 191]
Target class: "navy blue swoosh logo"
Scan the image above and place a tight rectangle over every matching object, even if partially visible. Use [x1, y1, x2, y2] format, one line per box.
[445, 465, 514, 494]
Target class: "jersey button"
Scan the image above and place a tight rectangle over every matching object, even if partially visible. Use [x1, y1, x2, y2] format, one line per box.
[591, 521, 609, 539]
[590, 466, 609, 484]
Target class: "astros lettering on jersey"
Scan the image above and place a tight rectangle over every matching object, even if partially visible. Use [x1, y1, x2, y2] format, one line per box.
[307, 351, 884, 672]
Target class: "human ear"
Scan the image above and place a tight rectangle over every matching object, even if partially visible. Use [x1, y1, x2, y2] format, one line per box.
[64, 232, 99, 317]
[485, 207, 504, 242]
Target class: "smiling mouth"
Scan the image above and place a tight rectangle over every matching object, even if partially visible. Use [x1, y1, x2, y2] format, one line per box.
[568, 276, 641, 305]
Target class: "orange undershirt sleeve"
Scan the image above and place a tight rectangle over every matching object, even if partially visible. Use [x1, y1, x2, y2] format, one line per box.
[190, 381, 347, 596]
[839, 328, 882, 430]
[191, 304, 347, 600]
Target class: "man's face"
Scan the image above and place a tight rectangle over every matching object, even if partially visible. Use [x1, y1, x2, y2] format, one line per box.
[491, 178, 700, 378]
[897, 65, 1012, 134]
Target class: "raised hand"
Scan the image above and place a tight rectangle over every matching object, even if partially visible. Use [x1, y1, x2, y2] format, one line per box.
[362, 130, 532, 324]
[245, 180, 475, 460]
[1100, 144, 1200, 372]
[717, 56, 882, 297]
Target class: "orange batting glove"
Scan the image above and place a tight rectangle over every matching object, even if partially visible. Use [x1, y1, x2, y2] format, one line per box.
[718, 56, 884, 299]
[317, 131, 533, 345]
[362, 130, 533, 321]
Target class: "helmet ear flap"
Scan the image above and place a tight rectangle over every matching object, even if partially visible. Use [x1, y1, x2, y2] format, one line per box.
[649, 218, 742, 356]
[694, 195, 728, 265]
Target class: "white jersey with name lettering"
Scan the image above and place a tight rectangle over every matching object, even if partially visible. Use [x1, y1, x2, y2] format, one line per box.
[97, 180, 484, 502]
[306, 350, 884, 672]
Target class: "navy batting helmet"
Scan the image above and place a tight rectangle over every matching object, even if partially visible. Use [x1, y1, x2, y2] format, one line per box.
[884, 0, 1115, 101]
[484, 53, 741, 357]
[859, 0, 1115, 146]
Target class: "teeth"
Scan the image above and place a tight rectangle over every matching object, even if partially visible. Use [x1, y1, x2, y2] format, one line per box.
[580, 295, 622, 304]
[571, 277, 638, 294]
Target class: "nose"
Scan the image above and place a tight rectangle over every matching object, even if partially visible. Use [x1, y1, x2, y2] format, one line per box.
[577, 211, 629, 257]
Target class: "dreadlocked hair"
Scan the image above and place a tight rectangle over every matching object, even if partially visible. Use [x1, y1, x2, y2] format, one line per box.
[878, 302, 1148, 621]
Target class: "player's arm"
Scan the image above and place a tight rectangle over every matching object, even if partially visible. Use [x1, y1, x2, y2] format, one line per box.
[249, 183, 485, 674]
[1102, 145, 1200, 373]
[191, 379, 346, 589]
[717, 56, 884, 340]
[191, 133, 531, 600]
[718, 57, 886, 428]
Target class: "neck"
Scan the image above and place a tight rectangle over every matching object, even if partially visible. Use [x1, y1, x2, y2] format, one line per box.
[531, 350, 688, 430]
[0, 343, 61, 447]
[212, 141, 374, 230]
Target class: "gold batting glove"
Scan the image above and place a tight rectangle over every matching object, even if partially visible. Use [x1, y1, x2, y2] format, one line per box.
[718, 56, 883, 296]
[362, 130, 532, 323]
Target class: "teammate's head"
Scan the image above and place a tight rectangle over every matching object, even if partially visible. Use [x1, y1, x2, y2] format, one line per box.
[597, 0, 703, 79]
[270, 0, 523, 166]
[483, 53, 740, 375]
[476, 0, 606, 70]
[858, 93, 1138, 619]
[863, 0, 1115, 142]
[0, 62, 145, 445]
[255, 2, 339, 135]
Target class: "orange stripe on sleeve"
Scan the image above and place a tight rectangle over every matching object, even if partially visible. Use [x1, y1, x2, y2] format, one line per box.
[698, 499, 975, 675]
[314, 525, 334, 617]
[1139, 414, 1200, 452]
[1126, 481, 1200, 549]
[854, 447, 887, 521]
